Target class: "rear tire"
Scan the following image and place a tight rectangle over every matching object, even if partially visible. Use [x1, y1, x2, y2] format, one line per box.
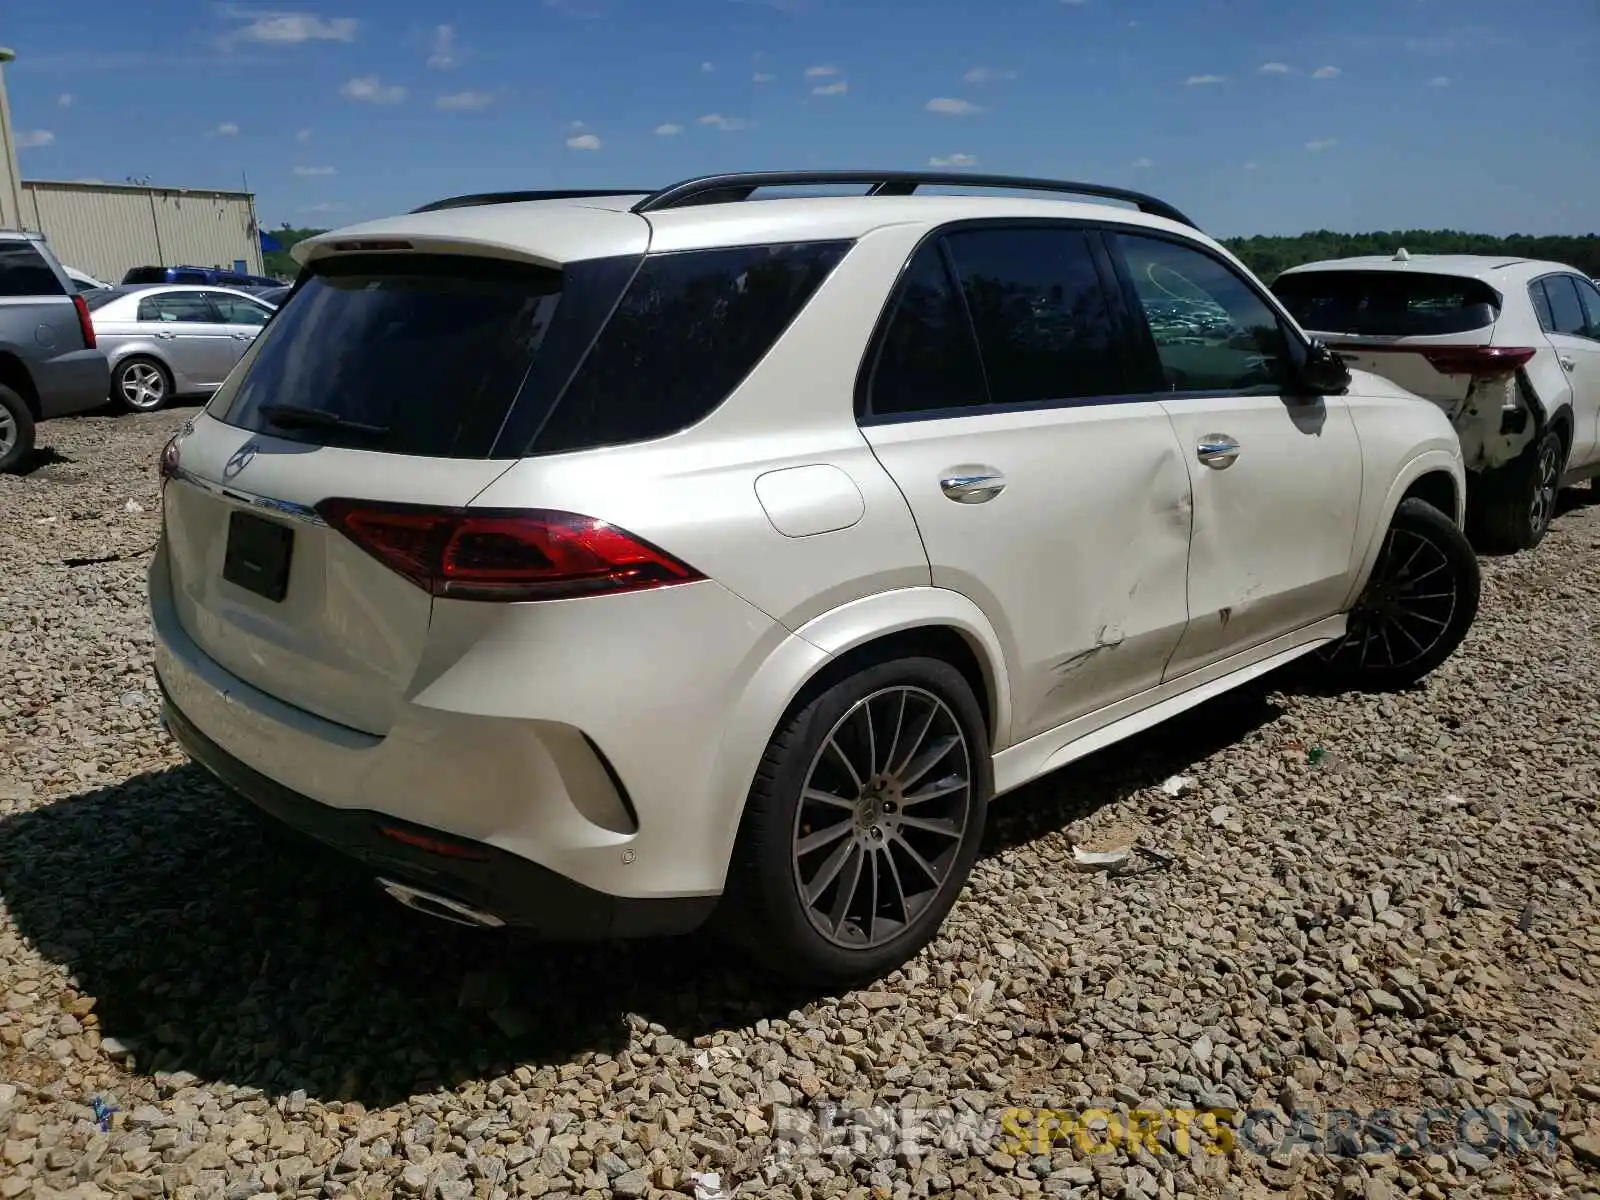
[1319, 497, 1480, 691]
[111, 356, 173, 414]
[716, 656, 991, 988]
[0, 383, 37, 475]
[1472, 424, 1564, 552]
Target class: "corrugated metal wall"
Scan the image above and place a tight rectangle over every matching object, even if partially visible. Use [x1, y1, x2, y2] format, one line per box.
[18, 181, 265, 282]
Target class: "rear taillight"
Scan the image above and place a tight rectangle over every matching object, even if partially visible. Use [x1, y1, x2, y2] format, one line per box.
[72, 294, 97, 349]
[159, 434, 181, 480]
[1421, 346, 1537, 378]
[315, 499, 704, 602]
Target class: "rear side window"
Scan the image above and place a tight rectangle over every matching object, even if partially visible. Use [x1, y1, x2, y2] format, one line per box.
[533, 241, 851, 454]
[1272, 270, 1500, 336]
[0, 241, 66, 297]
[138, 292, 217, 323]
[866, 242, 988, 416]
[213, 254, 563, 458]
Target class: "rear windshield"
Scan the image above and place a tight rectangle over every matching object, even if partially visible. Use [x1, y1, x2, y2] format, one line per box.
[210, 254, 563, 457]
[122, 267, 168, 284]
[1272, 270, 1501, 336]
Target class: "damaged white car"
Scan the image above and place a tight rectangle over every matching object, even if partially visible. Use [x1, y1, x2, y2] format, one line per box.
[1272, 252, 1600, 551]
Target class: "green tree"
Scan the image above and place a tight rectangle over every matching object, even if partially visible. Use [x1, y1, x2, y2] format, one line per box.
[1222, 231, 1600, 283]
[263, 225, 329, 279]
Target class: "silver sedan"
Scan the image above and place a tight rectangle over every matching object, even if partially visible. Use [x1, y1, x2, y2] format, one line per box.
[85, 285, 277, 413]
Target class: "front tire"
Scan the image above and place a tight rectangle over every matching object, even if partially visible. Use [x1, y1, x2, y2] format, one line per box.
[111, 357, 173, 414]
[1319, 497, 1480, 691]
[717, 656, 991, 987]
[1473, 424, 1564, 552]
[0, 383, 37, 475]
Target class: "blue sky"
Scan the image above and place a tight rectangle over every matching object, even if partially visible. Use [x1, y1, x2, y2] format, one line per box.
[4, 0, 1596, 238]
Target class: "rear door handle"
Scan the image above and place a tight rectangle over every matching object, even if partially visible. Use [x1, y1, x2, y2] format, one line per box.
[1196, 435, 1240, 469]
[1559, 355, 1576, 373]
[939, 472, 1006, 503]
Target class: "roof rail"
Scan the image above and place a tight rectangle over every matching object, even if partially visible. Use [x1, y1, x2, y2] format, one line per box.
[410, 188, 651, 214]
[630, 170, 1198, 228]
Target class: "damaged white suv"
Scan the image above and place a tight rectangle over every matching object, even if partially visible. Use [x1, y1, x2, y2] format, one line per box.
[1273, 252, 1600, 551]
[150, 171, 1481, 986]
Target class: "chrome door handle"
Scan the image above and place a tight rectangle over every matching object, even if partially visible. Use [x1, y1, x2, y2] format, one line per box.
[1559, 355, 1576, 373]
[939, 473, 1006, 503]
[1196, 435, 1240, 469]
[155, 331, 176, 340]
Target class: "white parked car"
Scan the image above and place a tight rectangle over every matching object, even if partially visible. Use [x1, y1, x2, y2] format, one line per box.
[63, 265, 109, 293]
[86, 284, 277, 413]
[1272, 251, 1600, 551]
[149, 171, 1481, 984]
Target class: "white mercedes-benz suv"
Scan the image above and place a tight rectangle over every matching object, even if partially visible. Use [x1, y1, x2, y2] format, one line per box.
[149, 171, 1481, 985]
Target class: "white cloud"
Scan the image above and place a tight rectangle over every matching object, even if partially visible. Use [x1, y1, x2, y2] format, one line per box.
[16, 130, 55, 149]
[342, 75, 405, 103]
[655, 122, 684, 135]
[216, 122, 240, 136]
[219, 7, 358, 47]
[812, 80, 847, 95]
[1305, 137, 1338, 152]
[753, 71, 776, 83]
[569, 119, 588, 129]
[436, 90, 494, 110]
[294, 165, 337, 176]
[702, 61, 716, 73]
[1312, 65, 1341, 79]
[296, 128, 313, 143]
[1130, 156, 1154, 168]
[566, 132, 602, 150]
[1244, 161, 1259, 171]
[1428, 75, 1451, 87]
[804, 65, 838, 78]
[1257, 61, 1291, 73]
[301, 203, 345, 213]
[963, 66, 1016, 84]
[428, 24, 458, 68]
[57, 93, 74, 107]
[929, 153, 977, 167]
[926, 97, 984, 115]
[699, 113, 753, 130]
[1185, 74, 1227, 85]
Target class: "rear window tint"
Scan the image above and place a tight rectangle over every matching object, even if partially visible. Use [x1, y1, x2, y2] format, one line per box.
[0, 241, 65, 297]
[123, 267, 168, 284]
[211, 254, 563, 458]
[532, 241, 851, 454]
[1272, 270, 1500, 336]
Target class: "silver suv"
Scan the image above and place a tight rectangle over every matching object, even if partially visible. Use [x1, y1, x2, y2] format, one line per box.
[0, 231, 110, 473]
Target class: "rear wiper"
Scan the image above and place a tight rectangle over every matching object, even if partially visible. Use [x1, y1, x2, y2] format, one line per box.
[260, 402, 388, 438]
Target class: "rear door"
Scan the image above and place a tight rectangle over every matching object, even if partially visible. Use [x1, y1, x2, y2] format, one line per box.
[1535, 274, 1600, 470]
[136, 290, 237, 387]
[857, 224, 1194, 745]
[161, 252, 571, 734]
[1111, 231, 1364, 677]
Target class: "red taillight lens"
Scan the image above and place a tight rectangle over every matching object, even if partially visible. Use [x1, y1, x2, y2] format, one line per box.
[1421, 346, 1537, 378]
[72, 294, 97, 349]
[159, 435, 181, 480]
[316, 499, 704, 602]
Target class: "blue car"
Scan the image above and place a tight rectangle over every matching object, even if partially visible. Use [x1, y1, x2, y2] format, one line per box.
[121, 264, 284, 293]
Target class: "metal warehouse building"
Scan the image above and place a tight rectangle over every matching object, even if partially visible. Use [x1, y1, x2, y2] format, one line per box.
[14, 180, 266, 283]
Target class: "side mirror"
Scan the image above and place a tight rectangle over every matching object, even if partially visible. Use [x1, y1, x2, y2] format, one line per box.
[1299, 339, 1351, 394]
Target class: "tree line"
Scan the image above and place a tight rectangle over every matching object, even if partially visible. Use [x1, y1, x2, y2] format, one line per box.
[267, 222, 1600, 287]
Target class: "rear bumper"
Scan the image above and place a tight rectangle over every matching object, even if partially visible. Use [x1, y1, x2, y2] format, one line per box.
[159, 681, 716, 938]
[34, 349, 111, 420]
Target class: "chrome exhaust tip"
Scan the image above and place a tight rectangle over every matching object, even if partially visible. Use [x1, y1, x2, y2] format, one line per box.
[376, 878, 506, 929]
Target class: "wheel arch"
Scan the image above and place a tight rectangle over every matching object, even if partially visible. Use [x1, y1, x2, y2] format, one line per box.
[0, 352, 41, 420]
[1341, 449, 1467, 610]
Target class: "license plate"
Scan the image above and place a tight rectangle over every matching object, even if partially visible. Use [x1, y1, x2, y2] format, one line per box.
[223, 509, 294, 602]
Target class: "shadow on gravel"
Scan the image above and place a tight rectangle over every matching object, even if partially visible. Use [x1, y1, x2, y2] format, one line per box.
[4, 445, 73, 476]
[0, 685, 1291, 1107]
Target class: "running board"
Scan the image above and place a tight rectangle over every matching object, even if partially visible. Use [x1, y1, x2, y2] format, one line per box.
[992, 615, 1344, 796]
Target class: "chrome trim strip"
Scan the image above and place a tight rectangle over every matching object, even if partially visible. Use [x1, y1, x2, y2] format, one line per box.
[167, 464, 327, 527]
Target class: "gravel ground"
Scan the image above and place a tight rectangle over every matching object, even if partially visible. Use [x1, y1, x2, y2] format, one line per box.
[2, 409, 1599, 1200]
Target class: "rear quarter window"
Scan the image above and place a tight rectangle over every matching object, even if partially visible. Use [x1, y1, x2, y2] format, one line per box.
[531, 241, 852, 454]
[1272, 270, 1500, 337]
[0, 241, 66, 297]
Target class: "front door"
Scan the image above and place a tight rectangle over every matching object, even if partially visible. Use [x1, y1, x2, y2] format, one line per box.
[857, 225, 1194, 746]
[203, 290, 275, 370]
[136, 290, 237, 388]
[1106, 230, 1364, 678]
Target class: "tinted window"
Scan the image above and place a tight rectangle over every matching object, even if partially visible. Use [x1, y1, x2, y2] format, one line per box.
[1531, 281, 1556, 332]
[123, 267, 168, 284]
[137, 292, 218, 323]
[0, 241, 65, 297]
[867, 243, 988, 416]
[206, 292, 272, 325]
[1573, 277, 1600, 338]
[1117, 234, 1291, 393]
[83, 287, 133, 312]
[213, 254, 563, 458]
[1543, 275, 1588, 337]
[1273, 269, 1500, 337]
[534, 241, 851, 454]
[941, 227, 1123, 404]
